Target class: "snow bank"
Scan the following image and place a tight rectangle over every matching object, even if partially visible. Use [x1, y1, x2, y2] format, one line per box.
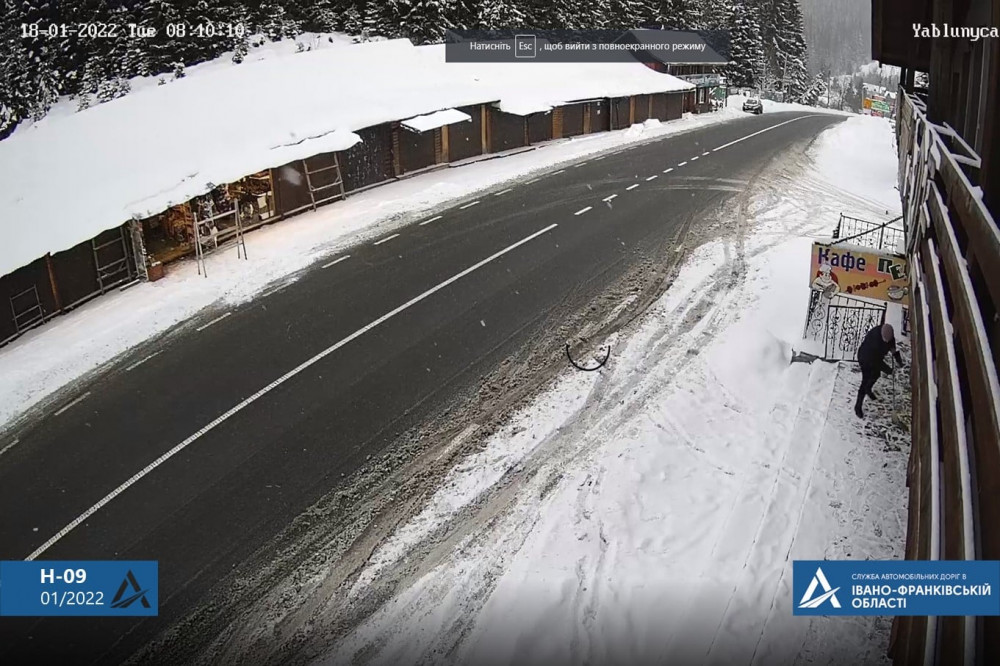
[811, 114, 903, 213]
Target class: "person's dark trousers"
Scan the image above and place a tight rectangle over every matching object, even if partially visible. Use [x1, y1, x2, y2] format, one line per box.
[855, 362, 888, 417]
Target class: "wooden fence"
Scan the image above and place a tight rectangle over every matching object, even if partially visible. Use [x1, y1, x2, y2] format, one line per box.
[889, 88, 1000, 666]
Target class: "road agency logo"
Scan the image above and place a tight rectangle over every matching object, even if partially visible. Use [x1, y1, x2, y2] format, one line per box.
[110, 569, 151, 609]
[798, 566, 842, 610]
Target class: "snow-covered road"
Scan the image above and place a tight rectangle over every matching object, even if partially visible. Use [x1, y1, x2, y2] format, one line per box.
[305, 114, 909, 666]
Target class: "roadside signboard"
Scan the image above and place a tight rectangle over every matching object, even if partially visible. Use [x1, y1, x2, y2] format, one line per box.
[809, 242, 910, 306]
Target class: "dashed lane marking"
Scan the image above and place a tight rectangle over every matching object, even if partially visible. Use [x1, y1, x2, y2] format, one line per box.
[645, 175, 658, 181]
[418, 215, 442, 226]
[126, 350, 162, 372]
[54, 392, 91, 417]
[196, 312, 232, 332]
[626, 184, 640, 191]
[493, 188, 513, 196]
[602, 194, 618, 202]
[574, 206, 593, 216]
[0, 438, 20, 457]
[373, 233, 400, 246]
[663, 168, 674, 174]
[25, 222, 560, 561]
[691, 156, 700, 161]
[322, 255, 351, 268]
[678, 161, 688, 167]
[459, 201, 480, 210]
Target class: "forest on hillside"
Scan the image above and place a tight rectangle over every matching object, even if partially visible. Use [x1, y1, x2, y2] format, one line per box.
[2, 1, 818, 138]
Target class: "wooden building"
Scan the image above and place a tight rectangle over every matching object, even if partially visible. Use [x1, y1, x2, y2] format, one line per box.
[1, 226, 136, 346]
[872, 1, 1000, 664]
[1, 85, 692, 347]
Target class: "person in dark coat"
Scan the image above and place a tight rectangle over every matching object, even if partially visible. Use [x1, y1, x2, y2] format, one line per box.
[855, 323, 904, 418]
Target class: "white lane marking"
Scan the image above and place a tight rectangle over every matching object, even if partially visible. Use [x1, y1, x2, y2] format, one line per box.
[196, 311, 232, 332]
[525, 178, 539, 184]
[663, 168, 674, 174]
[626, 184, 640, 191]
[594, 156, 606, 160]
[702, 151, 710, 156]
[713, 116, 820, 152]
[25, 223, 560, 562]
[602, 194, 618, 202]
[258, 283, 290, 300]
[553, 169, 565, 174]
[691, 156, 700, 161]
[418, 215, 442, 226]
[373, 233, 400, 246]
[322, 255, 351, 268]
[459, 200, 480, 210]
[645, 175, 658, 181]
[574, 162, 588, 168]
[126, 350, 162, 372]
[677, 161, 688, 167]
[54, 392, 91, 417]
[574, 206, 593, 216]
[0, 438, 20, 457]
[494, 188, 513, 196]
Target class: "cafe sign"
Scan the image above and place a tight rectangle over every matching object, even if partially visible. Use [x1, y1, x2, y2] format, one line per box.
[809, 242, 910, 305]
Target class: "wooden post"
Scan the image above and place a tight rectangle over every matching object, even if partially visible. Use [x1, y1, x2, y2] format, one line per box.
[552, 107, 563, 139]
[583, 104, 592, 134]
[481, 105, 489, 153]
[629, 96, 636, 125]
[45, 254, 62, 312]
[391, 122, 402, 177]
[439, 126, 449, 163]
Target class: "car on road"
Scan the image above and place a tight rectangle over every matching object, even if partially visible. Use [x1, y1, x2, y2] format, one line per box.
[743, 98, 763, 114]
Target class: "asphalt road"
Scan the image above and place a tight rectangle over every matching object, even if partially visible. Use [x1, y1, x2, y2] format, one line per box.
[0, 110, 843, 662]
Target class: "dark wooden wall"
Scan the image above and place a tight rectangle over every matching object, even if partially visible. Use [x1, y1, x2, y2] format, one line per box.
[588, 100, 610, 133]
[562, 103, 585, 137]
[633, 94, 651, 123]
[527, 112, 552, 145]
[447, 105, 483, 162]
[489, 109, 527, 152]
[399, 126, 437, 173]
[341, 124, 394, 191]
[272, 161, 313, 216]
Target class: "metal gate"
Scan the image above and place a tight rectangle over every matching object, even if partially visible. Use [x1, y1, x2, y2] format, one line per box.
[805, 292, 887, 361]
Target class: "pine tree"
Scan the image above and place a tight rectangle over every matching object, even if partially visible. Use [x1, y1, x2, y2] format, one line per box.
[477, 0, 527, 29]
[725, 1, 764, 89]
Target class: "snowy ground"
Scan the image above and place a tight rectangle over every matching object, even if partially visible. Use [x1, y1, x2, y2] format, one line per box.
[0, 106, 747, 433]
[304, 114, 910, 666]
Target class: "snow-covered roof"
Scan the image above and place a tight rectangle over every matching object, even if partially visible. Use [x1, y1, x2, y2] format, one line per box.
[0, 39, 487, 278]
[0, 37, 692, 278]
[417, 44, 694, 117]
[401, 108, 471, 133]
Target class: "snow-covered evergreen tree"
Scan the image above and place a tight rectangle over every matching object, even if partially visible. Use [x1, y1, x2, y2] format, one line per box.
[477, 0, 527, 29]
[725, 0, 764, 88]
